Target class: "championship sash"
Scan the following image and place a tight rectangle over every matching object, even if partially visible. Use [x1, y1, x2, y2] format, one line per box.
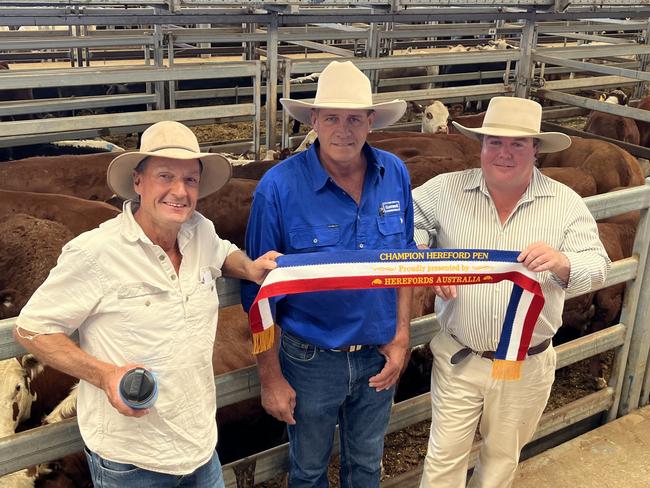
[249, 249, 545, 380]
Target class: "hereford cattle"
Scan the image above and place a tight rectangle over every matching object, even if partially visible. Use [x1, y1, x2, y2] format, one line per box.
[0, 190, 120, 237]
[0, 214, 75, 317]
[421, 101, 450, 134]
[584, 90, 640, 145]
[367, 132, 482, 170]
[0, 152, 117, 201]
[538, 167, 597, 198]
[635, 95, 650, 148]
[539, 136, 644, 193]
[448, 111, 486, 134]
[0, 355, 41, 437]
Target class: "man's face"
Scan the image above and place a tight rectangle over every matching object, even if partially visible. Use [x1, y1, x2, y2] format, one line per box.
[311, 108, 374, 164]
[133, 156, 201, 228]
[480, 136, 537, 192]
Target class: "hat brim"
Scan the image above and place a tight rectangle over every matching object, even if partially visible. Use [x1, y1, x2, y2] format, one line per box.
[280, 98, 407, 129]
[451, 122, 572, 153]
[107, 148, 232, 200]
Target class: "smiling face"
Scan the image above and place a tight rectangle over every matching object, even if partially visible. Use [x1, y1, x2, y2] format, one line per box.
[480, 136, 537, 195]
[311, 108, 374, 168]
[133, 156, 201, 232]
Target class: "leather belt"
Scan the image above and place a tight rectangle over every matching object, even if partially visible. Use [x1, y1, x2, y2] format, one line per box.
[330, 344, 368, 353]
[450, 337, 552, 365]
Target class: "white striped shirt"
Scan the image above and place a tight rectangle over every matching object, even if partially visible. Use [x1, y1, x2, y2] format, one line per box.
[412, 167, 610, 351]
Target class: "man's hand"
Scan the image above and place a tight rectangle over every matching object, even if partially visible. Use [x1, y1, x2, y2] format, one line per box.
[518, 242, 570, 283]
[260, 372, 297, 425]
[433, 285, 457, 300]
[370, 334, 409, 392]
[99, 363, 150, 418]
[248, 250, 282, 285]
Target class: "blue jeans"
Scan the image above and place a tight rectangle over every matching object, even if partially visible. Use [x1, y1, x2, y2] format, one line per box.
[84, 447, 225, 488]
[280, 331, 395, 488]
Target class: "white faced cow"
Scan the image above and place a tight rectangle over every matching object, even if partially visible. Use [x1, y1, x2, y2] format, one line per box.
[421, 101, 450, 134]
[0, 355, 42, 436]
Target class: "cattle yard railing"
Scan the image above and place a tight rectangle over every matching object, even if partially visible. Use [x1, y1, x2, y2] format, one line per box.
[0, 61, 263, 156]
[0, 181, 649, 486]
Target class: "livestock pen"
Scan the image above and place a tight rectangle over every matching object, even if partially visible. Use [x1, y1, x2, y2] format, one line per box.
[2, 1, 650, 485]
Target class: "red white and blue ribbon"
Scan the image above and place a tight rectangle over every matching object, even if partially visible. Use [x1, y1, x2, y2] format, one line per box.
[249, 249, 545, 380]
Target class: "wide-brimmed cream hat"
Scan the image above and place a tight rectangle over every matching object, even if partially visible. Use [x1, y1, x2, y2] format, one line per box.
[280, 60, 406, 129]
[452, 96, 571, 153]
[107, 120, 232, 200]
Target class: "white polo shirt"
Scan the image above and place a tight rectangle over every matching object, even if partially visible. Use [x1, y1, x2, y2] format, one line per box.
[17, 201, 238, 475]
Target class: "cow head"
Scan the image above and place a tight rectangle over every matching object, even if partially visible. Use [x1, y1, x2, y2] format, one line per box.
[0, 355, 42, 436]
[603, 89, 628, 105]
[421, 101, 450, 134]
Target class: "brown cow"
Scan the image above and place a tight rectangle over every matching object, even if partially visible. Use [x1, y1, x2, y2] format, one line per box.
[367, 132, 482, 169]
[539, 136, 644, 193]
[0, 152, 117, 201]
[636, 95, 650, 148]
[584, 90, 640, 145]
[0, 190, 120, 237]
[538, 167, 598, 198]
[0, 214, 75, 317]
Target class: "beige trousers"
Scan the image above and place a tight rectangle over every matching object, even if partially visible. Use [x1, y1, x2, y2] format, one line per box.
[419, 330, 556, 488]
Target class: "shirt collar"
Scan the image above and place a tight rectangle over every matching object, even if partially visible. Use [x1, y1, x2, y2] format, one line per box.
[464, 166, 556, 201]
[120, 200, 201, 248]
[306, 141, 385, 192]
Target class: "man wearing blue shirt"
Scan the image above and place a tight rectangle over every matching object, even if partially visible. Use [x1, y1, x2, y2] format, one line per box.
[241, 61, 416, 487]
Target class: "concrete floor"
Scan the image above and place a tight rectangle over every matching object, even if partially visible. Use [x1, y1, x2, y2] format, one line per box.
[514, 405, 650, 488]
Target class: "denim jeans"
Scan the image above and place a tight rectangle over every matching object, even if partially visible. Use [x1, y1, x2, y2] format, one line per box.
[84, 447, 225, 488]
[280, 331, 395, 488]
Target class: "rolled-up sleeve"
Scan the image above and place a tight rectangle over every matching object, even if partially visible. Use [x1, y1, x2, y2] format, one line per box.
[553, 197, 611, 294]
[16, 244, 104, 335]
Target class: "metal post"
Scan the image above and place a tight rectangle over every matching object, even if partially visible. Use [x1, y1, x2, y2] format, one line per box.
[633, 18, 650, 100]
[265, 12, 279, 152]
[281, 59, 292, 149]
[167, 32, 176, 110]
[253, 61, 262, 158]
[515, 16, 536, 98]
[615, 179, 650, 418]
[367, 19, 381, 92]
[152, 21, 165, 111]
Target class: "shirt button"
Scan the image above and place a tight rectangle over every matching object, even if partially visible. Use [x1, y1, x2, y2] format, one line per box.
[145, 300, 151, 306]
[171, 275, 177, 281]
[158, 255, 165, 261]
[359, 243, 364, 249]
[313, 238, 318, 244]
[186, 296, 189, 302]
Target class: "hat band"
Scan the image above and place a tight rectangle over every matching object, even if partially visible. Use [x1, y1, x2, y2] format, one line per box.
[481, 122, 540, 135]
[145, 144, 200, 153]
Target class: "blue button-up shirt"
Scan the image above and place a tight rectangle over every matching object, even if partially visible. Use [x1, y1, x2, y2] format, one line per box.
[241, 142, 416, 349]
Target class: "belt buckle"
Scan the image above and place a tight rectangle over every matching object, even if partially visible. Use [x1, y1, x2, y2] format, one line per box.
[331, 344, 364, 353]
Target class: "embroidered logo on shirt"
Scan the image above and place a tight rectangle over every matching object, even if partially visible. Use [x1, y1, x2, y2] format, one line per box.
[381, 201, 401, 214]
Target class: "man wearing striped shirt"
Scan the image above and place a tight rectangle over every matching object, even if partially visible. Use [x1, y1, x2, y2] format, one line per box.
[412, 97, 610, 488]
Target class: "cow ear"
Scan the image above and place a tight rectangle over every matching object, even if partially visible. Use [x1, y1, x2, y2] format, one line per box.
[20, 354, 44, 382]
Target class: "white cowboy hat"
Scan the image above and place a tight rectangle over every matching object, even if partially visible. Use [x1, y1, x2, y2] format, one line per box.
[451, 96, 572, 153]
[107, 120, 232, 200]
[280, 60, 406, 129]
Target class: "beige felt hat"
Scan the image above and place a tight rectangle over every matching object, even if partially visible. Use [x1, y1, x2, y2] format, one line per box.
[280, 60, 406, 129]
[107, 121, 232, 200]
[451, 96, 571, 153]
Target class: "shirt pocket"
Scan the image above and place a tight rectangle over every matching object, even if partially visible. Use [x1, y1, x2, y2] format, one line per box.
[289, 224, 340, 251]
[117, 282, 180, 364]
[376, 213, 406, 247]
[188, 266, 220, 340]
